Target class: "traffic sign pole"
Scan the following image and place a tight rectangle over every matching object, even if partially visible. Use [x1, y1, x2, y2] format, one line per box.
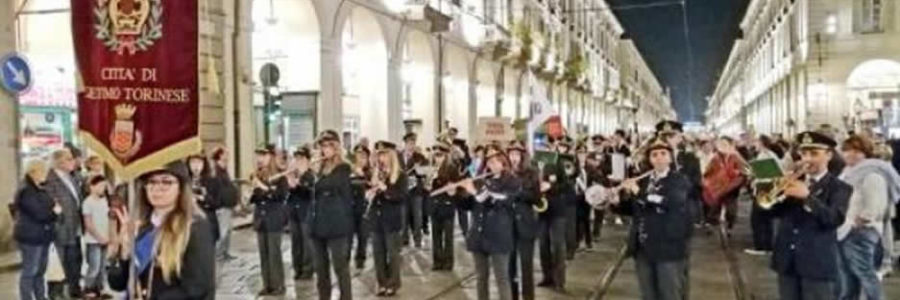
[1, 53, 33, 179]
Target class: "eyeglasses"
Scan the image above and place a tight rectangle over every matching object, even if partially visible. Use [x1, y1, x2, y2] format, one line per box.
[146, 178, 179, 188]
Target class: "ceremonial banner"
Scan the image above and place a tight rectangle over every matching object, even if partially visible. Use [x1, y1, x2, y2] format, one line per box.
[72, 0, 200, 179]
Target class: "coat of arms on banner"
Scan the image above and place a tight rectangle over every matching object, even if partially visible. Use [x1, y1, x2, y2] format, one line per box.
[110, 104, 142, 160]
[93, 0, 163, 55]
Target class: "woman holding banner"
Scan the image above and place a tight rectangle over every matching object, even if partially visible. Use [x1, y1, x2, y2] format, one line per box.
[106, 161, 215, 300]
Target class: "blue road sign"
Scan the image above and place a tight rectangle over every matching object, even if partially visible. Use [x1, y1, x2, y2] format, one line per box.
[0, 53, 33, 95]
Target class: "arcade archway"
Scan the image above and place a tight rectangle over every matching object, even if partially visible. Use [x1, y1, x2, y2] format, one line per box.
[341, 8, 389, 143]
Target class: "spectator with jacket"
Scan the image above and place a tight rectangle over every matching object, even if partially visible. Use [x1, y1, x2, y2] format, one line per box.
[14, 159, 61, 300]
[210, 147, 239, 261]
[44, 149, 84, 298]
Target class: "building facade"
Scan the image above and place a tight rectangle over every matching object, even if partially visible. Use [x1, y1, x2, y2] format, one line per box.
[708, 0, 900, 138]
[0, 0, 674, 247]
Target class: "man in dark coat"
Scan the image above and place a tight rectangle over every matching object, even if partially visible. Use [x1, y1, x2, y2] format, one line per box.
[769, 131, 851, 300]
[612, 137, 693, 300]
[45, 149, 84, 298]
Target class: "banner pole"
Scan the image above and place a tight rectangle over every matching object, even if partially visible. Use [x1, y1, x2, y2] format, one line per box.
[127, 179, 137, 299]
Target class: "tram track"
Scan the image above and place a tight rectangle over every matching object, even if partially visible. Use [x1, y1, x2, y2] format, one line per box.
[717, 225, 748, 300]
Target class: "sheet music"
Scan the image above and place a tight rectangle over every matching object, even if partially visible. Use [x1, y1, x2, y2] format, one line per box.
[611, 153, 626, 181]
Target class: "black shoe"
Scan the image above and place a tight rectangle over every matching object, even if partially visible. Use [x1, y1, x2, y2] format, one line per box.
[270, 287, 286, 295]
[257, 289, 272, 296]
[355, 260, 365, 269]
[537, 280, 554, 287]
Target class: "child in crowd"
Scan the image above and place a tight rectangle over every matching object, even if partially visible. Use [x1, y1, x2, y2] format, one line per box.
[81, 175, 112, 299]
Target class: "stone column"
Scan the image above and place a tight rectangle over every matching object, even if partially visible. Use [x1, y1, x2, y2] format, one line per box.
[387, 55, 404, 142]
[0, 0, 17, 249]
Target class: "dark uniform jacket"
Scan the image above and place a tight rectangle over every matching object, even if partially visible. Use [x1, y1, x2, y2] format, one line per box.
[370, 174, 408, 233]
[430, 163, 463, 221]
[614, 170, 692, 263]
[512, 166, 540, 240]
[249, 176, 289, 232]
[108, 216, 216, 300]
[770, 172, 851, 281]
[349, 166, 371, 219]
[309, 163, 355, 239]
[461, 174, 519, 254]
[13, 177, 57, 246]
[539, 161, 573, 220]
[400, 151, 429, 194]
[287, 171, 316, 224]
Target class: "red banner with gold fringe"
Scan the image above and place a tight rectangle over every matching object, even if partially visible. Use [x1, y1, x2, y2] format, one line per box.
[72, 0, 199, 179]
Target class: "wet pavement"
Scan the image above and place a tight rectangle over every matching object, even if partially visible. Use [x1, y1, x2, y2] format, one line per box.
[2, 201, 900, 299]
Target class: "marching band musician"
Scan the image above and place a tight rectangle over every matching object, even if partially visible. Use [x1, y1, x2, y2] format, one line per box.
[349, 144, 372, 269]
[657, 121, 702, 226]
[368, 141, 408, 297]
[590, 135, 609, 239]
[250, 145, 289, 296]
[561, 138, 580, 260]
[576, 150, 603, 249]
[538, 137, 572, 292]
[400, 133, 429, 248]
[613, 137, 692, 300]
[287, 147, 316, 280]
[429, 141, 462, 271]
[507, 140, 540, 300]
[770, 131, 851, 300]
[309, 130, 355, 300]
[458, 144, 519, 300]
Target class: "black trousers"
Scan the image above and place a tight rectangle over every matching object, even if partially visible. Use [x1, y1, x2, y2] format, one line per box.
[372, 229, 402, 289]
[290, 220, 313, 279]
[538, 217, 567, 288]
[576, 204, 593, 248]
[403, 193, 424, 246]
[257, 230, 285, 290]
[311, 236, 352, 300]
[750, 204, 774, 251]
[708, 189, 740, 229]
[565, 205, 578, 258]
[432, 217, 455, 269]
[55, 240, 82, 294]
[592, 209, 605, 238]
[458, 206, 470, 235]
[352, 212, 369, 267]
[510, 236, 536, 300]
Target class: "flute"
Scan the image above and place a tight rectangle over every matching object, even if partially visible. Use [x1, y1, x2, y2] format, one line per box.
[428, 171, 497, 197]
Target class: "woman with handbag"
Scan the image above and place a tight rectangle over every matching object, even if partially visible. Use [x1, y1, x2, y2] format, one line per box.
[106, 161, 215, 300]
[702, 136, 746, 235]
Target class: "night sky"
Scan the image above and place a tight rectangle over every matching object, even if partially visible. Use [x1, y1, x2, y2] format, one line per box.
[607, 0, 750, 122]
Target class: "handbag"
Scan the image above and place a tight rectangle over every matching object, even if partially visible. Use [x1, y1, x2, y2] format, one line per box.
[46, 244, 65, 281]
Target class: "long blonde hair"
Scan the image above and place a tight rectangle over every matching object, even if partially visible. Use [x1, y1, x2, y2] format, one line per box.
[379, 151, 402, 184]
[137, 176, 199, 283]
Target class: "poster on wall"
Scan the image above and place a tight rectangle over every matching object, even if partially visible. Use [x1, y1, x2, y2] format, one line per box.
[72, 0, 199, 179]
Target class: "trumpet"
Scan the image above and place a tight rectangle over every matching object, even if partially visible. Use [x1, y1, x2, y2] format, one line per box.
[755, 161, 810, 210]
